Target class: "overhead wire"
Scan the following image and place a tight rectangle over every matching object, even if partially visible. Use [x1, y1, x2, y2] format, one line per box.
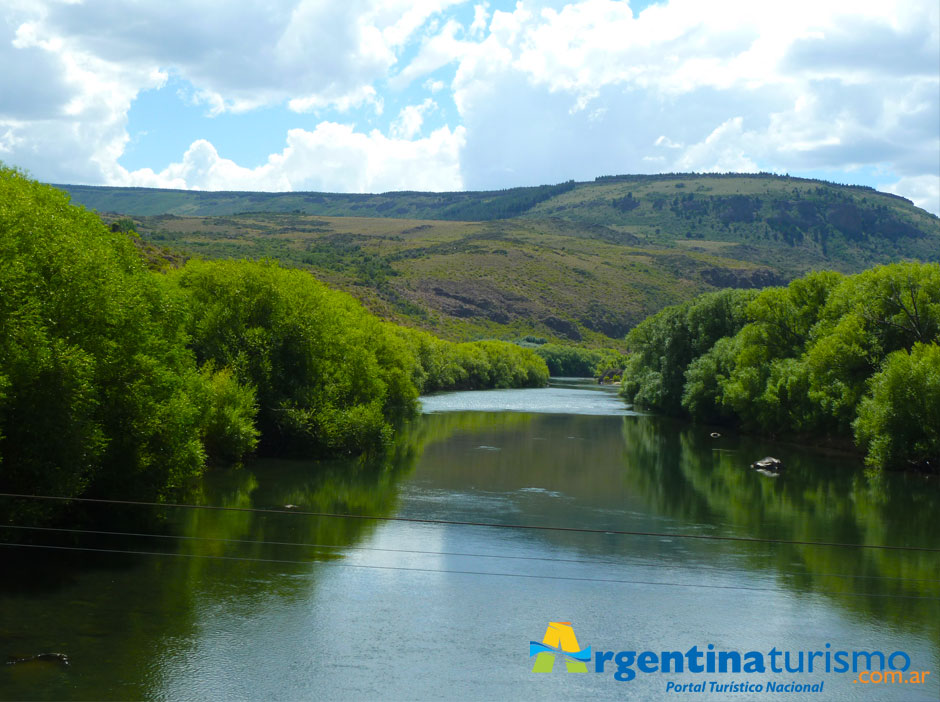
[2, 523, 937, 584]
[2, 491, 938, 553]
[2, 541, 937, 600]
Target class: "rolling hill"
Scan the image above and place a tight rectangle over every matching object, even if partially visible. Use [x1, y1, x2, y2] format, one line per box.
[59, 173, 939, 346]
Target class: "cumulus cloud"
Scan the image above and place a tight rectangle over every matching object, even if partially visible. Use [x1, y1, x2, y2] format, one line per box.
[0, 3, 165, 184]
[675, 117, 759, 173]
[0, 0, 937, 212]
[34, 0, 457, 110]
[390, 19, 475, 89]
[470, 3, 490, 37]
[122, 123, 466, 193]
[0, 0, 460, 187]
[288, 86, 383, 115]
[390, 99, 437, 139]
[882, 175, 940, 215]
[443, 0, 938, 209]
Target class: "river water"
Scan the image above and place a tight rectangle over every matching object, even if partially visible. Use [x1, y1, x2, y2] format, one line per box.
[1, 379, 937, 701]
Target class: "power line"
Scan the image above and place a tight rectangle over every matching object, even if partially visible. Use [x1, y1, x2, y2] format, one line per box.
[2, 523, 937, 584]
[2, 492, 937, 553]
[2, 542, 936, 600]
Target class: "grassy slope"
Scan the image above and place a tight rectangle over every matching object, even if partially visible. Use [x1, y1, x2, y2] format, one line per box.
[124, 212, 770, 346]
[72, 174, 940, 346]
[525, 174, 939, 276]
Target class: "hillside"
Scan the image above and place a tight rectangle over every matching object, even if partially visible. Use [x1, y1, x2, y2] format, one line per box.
[61, 174, 939, 346]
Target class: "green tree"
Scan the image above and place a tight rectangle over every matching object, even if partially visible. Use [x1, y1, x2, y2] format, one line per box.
[621, 289, 755, 413]
[854, 343, 940, 471]
[173, 258, 419, 456]
[0, 166, 218, 514]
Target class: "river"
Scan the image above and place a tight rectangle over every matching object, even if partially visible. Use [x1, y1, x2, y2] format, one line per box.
[1, 379, 937, 701]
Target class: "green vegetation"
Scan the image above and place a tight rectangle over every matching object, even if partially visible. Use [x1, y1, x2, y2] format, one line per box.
[103, 212, 778, 347]
[530, 343, 626, 379]
[56, 180, 579, 221]
[620, 263, 940, 472]
[0, 166, 240, 518]
[533, 344, 607, 376]
[621, 289, 758, 414]
[0, 167, 547, 520]
[854, 343, 940, 471]
[60, 173, 938, 349]
[396, 327, 548, 392]
[174, 259, 419, 457]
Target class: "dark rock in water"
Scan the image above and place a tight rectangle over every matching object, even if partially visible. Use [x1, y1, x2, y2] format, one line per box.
[751, 456, 783, 472]
[710, 432, 721, 438]
[6, 652, 69, 666]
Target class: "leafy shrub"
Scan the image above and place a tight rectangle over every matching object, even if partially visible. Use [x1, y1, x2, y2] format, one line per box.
[854, 343, 940, 471]
[198, 364, 259, 465]
[173, 258, 419, 456]
[620, 261, 940, 471]
[0, 167, 554, 525]
[395, 327, 548, 392]
[620, 289, 757, 413]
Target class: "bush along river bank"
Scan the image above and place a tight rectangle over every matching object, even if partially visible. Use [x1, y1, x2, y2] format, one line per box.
[0, 166, 548, 525]
[619, 262, 940, 474]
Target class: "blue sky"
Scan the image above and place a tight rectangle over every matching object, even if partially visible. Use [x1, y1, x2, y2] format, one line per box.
[1, 0, 938, 213]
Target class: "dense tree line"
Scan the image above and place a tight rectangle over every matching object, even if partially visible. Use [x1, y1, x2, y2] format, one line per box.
[531, 343, 626, 380]
[533, 344, 607, 376]
[620, 265, 940, 471]
[438, 181, 576, 220]
[0, 167, 548, 517]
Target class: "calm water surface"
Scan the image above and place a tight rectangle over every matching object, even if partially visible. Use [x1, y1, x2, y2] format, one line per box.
[1, 379, 937, 701]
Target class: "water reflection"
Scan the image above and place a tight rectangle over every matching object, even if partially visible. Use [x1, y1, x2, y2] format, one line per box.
[404, 399, 939, 642]
[0, 445, 420, 701]
[618, 415, 940, 633]
[1, 382, 937, 701]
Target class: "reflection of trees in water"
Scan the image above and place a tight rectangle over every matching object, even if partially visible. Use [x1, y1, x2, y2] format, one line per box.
[410, 411, 631, 496]
[171, 435, 423, 586]
[0, 438, 423, 701]
[619, 415, 940, 635]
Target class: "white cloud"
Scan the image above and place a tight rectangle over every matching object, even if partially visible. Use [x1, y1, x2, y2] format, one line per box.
[0, 0, 936, 205]
[470, 3, 490, 37]
[121, 123, 466, 193]
[288, 86, 383, 115]
[882, 175, 940, 216]
[0, 0, 458, 185]
[655, 136, 683, 149]
[391, 99, 436, 139]
[447, 0, 938, 196]
[35, 0, 458, 111]
[391, 19, 475, 89]
[0, 3, 164, 184]
[675, 117, 759, 173]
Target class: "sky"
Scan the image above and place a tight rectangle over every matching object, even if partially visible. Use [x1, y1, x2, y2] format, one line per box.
[1, 0, 938, 214]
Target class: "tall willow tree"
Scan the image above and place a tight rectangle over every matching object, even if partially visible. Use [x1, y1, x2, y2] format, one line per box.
[0, 167, 231, 511]
[173, 259, 420, 456]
